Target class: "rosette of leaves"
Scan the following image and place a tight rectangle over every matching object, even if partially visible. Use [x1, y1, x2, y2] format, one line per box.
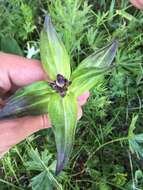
[0, 15, 118, 175]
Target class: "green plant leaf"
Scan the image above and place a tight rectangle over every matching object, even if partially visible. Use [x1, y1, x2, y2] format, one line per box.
[0, 81, 54, 119]
[48, 93, 78, 175]
[128, 114, 138, 138]
[69, 67, 110, 97]
[128, 115, 143, 159]
[40, 15, 71, 80]
[69, 40, 118, 97]
[0, 36, 23, 56]
[26, 148, 62, 190]
[25, 148, 53, 171]
[73, 40, 118, 75]
[31, 171, 54, 190]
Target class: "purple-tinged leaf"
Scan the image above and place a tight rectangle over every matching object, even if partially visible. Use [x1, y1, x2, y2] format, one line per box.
[48, 93, 78, 175]
[0, 81, 54, 119]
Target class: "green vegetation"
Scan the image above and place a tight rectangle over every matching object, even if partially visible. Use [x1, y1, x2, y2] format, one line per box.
[0, 0, 143, 189]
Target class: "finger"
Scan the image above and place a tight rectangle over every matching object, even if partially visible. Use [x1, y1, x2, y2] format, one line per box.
[77, 104, 83, 120]
[0, 115, 51, 158]
[129, 0, 143, 9]
[0, 52, 47, 92]
[78, 91, 90, 106]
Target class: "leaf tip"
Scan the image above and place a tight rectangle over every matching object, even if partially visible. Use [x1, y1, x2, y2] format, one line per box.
[44, 15, 52, 31]
[111, 39, 119, 52]
[106, 39, 119, 68]
[55, 152, 66, 176]
[55, 164, 63, 176]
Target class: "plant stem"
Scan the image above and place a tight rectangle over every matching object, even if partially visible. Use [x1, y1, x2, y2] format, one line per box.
[94, 136, 129, 153]
[87, 136, 129, 162]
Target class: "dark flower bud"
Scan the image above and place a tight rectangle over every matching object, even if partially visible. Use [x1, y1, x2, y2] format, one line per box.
[56, 74, 66, 87]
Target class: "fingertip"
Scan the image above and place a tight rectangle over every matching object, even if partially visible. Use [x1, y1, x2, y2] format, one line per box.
[78, 91, 90, 106]
[18, 115, 51, 131]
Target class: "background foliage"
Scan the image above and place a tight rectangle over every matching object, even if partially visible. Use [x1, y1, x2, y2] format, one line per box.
[0, 0, 143, 189]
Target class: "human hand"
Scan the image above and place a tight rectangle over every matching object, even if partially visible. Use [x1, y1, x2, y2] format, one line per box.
[0, 52, 89, 158]
[129, 0, 143, 9]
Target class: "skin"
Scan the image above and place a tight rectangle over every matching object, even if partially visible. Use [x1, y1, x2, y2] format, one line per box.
[129, 0, 143, 9]
[0, 52, 89, 158]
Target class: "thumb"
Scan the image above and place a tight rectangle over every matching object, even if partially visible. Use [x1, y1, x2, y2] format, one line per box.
[0, 115, 51, 158]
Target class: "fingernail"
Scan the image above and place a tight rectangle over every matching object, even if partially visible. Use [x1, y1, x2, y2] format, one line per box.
[41, 114, 51, 129]
[77, 106, 82, 120]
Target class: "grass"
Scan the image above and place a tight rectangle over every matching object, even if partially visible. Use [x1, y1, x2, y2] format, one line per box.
[1, 0, 143, 189]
